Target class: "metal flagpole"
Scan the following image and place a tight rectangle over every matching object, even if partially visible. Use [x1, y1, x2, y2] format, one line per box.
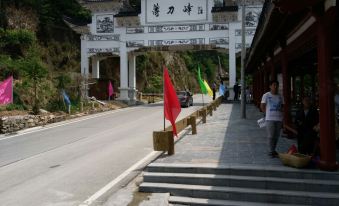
[199, 63, 205, 106]
[201, 93, 204, 106]
[241, 0, 247, 119]
[11, 76, 13, 104]
[163, 65, 166, 131]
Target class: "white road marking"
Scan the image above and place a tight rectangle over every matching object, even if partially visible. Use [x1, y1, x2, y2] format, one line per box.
[78, 120, 199, 206]
[79, 151, 161, 206]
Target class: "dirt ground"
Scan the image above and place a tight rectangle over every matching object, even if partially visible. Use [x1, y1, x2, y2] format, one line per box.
[0, 110, 29, 117]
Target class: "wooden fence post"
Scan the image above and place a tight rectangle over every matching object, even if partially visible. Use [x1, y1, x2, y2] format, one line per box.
[190, 116, 197, 135]
[201, 109, 207, 123]
[166, 131, 174, 155]
[153, 130, 174, 155]
[208, 105, 213, 116]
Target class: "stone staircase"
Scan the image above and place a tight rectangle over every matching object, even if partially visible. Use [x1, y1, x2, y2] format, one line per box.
[139, 163, 339, 206]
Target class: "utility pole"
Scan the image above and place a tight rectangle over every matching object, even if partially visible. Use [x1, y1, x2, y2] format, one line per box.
[240, 0, 246, 119]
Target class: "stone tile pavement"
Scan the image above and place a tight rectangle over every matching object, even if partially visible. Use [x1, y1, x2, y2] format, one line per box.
[154, 102, 297, 166]
[101, 102, 339, 205]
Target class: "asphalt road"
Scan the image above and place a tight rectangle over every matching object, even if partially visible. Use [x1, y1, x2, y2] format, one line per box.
[0, 94, 212, 206]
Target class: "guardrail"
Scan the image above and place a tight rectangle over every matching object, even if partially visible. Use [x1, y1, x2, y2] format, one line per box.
[137, 93, 163, 103]
[153, 96, 223, 155]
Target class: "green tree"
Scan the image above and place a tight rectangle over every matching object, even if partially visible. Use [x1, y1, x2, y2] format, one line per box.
[55, 74, 71, 90]
[19, 46, 48, 114]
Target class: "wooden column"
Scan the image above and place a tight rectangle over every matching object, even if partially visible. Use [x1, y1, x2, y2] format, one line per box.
[255, 71, 258, 106]
[281, 41, 292, 126]
[258, 68, 261, 107]
[292, 76, 296, 101]
[300, 76, 305, 98]
[311, 72, 316, 100]
[255, 71, 260, 106]
[265, 66, 270, 91]
[269, 54, 277, 81]
[261, 68, 266, 95]
[252, 72, 257, 105]
[260, 68, 266, 107]
[315, 8, 336, 171]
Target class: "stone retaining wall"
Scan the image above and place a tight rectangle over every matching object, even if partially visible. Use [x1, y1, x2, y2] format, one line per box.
[0, 114, 66, 134]
[0, 107, 113, 134]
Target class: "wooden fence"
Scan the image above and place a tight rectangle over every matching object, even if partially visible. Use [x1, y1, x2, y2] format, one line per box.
[153, 96, 223, 155]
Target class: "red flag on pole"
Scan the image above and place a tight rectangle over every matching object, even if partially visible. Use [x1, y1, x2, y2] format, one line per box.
[0, 76, 13, 105]
[163, 66, 181, 136]
[108, 80, 114, 99]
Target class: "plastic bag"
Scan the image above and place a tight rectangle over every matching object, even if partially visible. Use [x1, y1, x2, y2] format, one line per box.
[257, 118, 266, 128]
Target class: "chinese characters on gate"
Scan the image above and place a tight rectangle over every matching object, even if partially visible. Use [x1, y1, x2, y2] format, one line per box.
[152, 2, 203, 17]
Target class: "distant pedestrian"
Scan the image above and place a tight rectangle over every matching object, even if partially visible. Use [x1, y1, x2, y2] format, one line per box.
[233, 82, 239, 101]
[260, 80, 284, 158]
[246, 86, 251, 103]
[212, 82, 217, 100]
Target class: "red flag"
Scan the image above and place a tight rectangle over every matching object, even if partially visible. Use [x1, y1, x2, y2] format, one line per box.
[108, 80, 114, 98]
[0, 76, 13, 105]
[163, 66, 181, 136]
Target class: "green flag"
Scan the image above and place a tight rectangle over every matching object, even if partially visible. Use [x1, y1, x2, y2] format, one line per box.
[197, 65, 208, 94]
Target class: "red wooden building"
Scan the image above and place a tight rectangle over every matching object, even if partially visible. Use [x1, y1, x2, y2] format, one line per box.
[246, 0, 338, 170]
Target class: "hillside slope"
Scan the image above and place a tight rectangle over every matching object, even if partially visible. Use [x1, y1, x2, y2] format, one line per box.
[0, 0, 229, 112]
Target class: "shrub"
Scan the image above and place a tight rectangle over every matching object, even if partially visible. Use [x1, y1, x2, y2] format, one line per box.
[5, 103, 25, 111]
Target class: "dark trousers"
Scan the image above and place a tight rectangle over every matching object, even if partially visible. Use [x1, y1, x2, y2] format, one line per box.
[297, 130, 317, 155]
[234, 92, 239, 100]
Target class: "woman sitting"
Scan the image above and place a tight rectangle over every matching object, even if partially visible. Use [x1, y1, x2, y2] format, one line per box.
[295, 97, 319, 155]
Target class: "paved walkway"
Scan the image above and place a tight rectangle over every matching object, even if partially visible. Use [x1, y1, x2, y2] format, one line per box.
[102, 102, 339, 205]
[154, 102, 296, 166]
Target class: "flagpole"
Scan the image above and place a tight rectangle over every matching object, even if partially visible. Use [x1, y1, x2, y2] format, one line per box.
[163, 65, 165, 131]
[201, 93, 204, 106]
[11, 76, 13, 104]
[198, 63, 205, 107]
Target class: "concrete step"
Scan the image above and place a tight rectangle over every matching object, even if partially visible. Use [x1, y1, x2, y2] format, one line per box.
[169, 196, 309, 206]
[139, 182, 339, 206]
[146, 163, 339, 180]
[143, 172, 339, 193]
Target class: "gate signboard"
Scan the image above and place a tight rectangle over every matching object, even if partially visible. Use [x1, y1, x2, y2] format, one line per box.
[146, 0, 208, 24]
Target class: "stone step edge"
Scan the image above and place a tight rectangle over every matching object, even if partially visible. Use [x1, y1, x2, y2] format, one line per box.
[142, 172, 339, 186]
[147, 163, 339, 176]
[169, 196, 309, 206]
[139, 182, 339, 199]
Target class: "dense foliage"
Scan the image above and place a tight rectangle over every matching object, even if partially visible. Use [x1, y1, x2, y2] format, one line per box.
[0, 0, 230, 113]
[0, 0, 89, 113]
[135, 51, 229, 93]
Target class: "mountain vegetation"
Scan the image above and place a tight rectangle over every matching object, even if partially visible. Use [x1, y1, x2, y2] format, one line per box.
[0, 0, 229, 114]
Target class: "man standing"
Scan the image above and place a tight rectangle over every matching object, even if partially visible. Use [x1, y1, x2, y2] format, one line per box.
[212, 82, 217, 100]
[233, 82, 239, 101]
[260, 80, 284, 157]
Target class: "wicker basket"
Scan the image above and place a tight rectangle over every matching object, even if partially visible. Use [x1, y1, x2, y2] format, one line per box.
[278, 153, 311, 168]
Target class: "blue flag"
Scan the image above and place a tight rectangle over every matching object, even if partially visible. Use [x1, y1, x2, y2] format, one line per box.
[62, 90, 71, 106]
[219, 84, 225, 96]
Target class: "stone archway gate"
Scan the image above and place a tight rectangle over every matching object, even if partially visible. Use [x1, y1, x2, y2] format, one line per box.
[68, 0, 263, 103]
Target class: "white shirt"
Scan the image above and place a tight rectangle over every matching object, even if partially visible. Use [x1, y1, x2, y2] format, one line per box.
[261, 92, 284, 121]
